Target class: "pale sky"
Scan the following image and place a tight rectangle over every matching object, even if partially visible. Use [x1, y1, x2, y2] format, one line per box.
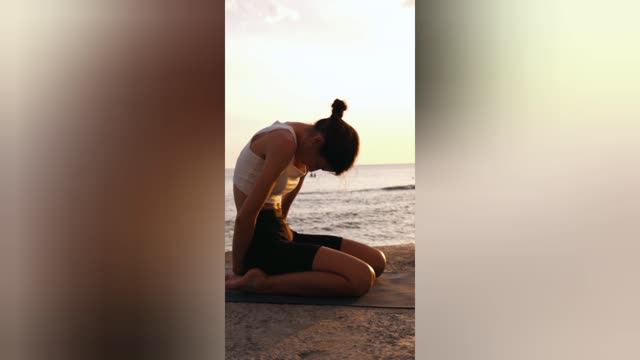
[225, 0, 415, 168]
[452, 0, 640, 118]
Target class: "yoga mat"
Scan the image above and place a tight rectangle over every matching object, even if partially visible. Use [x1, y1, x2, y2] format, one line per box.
[225, 272, 414, 309]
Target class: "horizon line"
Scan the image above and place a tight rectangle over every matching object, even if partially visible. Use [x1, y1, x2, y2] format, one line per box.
[224, 161, 415, 171]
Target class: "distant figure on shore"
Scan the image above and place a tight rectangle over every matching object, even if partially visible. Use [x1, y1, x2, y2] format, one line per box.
[226, 99, 386, 297]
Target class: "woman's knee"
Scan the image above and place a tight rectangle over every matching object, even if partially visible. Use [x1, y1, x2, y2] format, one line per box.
[347, 263, 376, 297]
[373, 249, 387, 277]
[312, 246, 376, 296]
[341, 239, 387, 277]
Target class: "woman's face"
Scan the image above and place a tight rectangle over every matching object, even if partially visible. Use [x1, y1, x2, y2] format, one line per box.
[299, 135, 333, 173]
[307, 155, 332, 173]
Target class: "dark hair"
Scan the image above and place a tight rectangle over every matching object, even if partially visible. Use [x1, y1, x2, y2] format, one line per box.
[313, 99, 359, 175]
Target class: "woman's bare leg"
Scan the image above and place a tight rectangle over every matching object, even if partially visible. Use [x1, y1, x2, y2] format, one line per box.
[339, 239, 387, 277]
[225, 247, 376, 297]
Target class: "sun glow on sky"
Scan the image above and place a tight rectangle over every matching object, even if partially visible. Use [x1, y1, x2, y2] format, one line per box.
[225, 0, 415, 168]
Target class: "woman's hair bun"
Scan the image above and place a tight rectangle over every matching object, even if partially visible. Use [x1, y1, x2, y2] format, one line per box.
[331, 99, 347, 119]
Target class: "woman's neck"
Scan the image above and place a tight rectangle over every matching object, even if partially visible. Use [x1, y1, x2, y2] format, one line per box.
[286, 122, 314, 171]
[286, 121, 314, 143]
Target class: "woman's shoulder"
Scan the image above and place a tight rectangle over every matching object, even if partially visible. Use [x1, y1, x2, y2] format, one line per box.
[265, 130, 296, 154]
[251, 127, 296, 160]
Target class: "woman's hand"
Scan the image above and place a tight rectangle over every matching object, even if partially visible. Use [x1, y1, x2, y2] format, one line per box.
[281, 173, 305, 220]
[231, 214, 255, 275]
[232, 258, 244, 275]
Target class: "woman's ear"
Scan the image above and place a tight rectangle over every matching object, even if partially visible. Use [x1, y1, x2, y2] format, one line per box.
[311, 135, 324, 146]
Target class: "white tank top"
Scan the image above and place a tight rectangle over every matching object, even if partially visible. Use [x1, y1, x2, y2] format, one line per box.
[233, 121, 307, 207]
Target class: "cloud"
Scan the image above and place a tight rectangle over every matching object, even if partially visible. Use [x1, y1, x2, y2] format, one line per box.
[403, 0, 415, 8]
[264, 1, 299, 24]
[226, 0, 298, 24]
[225, 0, 236, 12]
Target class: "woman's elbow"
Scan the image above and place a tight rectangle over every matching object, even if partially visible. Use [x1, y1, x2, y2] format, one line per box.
[235, 207, 258, 225]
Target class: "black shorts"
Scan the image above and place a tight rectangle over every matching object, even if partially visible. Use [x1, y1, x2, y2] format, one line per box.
[243, 209, 343, 275]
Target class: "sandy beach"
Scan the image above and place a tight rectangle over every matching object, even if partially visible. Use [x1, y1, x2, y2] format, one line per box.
[225, 244, 415, 359]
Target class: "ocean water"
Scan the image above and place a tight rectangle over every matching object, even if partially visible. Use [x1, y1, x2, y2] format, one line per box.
[225, 163, 415, 251]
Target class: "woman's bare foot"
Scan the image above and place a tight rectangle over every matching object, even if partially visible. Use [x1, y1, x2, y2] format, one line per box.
[225, 273, 242, 284]
[225, 268, 269, 293]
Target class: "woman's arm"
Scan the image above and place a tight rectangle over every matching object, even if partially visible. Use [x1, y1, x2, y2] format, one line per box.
[281, 174, 306, 220]
[232, 133, 297, 275]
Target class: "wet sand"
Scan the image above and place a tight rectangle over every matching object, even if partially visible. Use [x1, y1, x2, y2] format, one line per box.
[225, 244, 415, 359]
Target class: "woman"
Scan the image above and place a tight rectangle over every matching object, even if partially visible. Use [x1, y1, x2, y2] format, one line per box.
[225, 99, 386, 297]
